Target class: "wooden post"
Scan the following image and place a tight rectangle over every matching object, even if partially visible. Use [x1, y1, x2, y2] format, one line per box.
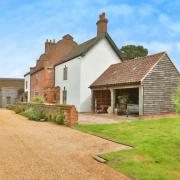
[91, 89, 95, 113]
[139, 85, 144, 115]
[110, 88, 115, 113]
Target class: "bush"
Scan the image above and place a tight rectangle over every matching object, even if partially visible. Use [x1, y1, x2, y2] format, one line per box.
[7, 105, 25, 114]
[47, 109, 65, 125]
[55, 114, 65, 125]
[30, 96, 46, 104]
[21, 107, 47, 121]
[174, 84, 180, 114]
[14, 107, 24, 114]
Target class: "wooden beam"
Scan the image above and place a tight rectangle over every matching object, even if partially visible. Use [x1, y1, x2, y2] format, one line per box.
[91, 89, 95, 112]
[139, 85, 144, 115]
[110, 88, 115, 113]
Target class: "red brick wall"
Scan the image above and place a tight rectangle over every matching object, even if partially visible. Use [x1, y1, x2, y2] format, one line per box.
[14, 103, 78, 127]
[30, 35, 78, 103]
[31, 69, 45, 98]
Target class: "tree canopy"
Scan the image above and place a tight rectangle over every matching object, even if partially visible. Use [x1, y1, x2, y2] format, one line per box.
[120, 45, 148, 60]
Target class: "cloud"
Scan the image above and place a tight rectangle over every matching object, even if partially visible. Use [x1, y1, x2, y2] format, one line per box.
[0, 0, 179, 78]
[159, 13, 180, 35]
[127, 41, 180, 71]
[101, 3, 156, 18]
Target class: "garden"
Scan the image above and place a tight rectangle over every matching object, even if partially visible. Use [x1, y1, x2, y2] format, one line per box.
[8, 96, 65, 125]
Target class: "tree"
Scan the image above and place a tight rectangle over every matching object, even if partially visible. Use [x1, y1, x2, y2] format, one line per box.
[120, 45, 148, 60]
[174, 83, 180, 114]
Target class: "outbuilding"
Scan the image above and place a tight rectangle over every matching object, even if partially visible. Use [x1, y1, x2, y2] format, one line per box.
[90, 52, 179, 116]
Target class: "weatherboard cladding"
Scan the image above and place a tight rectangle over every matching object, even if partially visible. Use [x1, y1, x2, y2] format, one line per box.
[142, 54, 179, 115]
[90, 52, 165, 88]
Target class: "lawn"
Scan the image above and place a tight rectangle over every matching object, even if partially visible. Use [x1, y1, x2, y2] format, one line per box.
[76, 117, 180, 180]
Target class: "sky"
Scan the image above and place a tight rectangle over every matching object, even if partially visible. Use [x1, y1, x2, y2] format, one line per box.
[0, 0, 179, 78]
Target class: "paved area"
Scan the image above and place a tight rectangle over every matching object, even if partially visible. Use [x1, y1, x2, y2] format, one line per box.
[79, 113, 138, 124]
[0, 109, 130, 180]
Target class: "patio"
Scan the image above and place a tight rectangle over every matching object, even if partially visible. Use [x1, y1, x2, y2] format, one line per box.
[79, 112, 138, 124]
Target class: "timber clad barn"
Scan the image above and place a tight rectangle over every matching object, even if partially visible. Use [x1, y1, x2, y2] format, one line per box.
[90, 52, 179, 115]
[0, 78, 24, 108]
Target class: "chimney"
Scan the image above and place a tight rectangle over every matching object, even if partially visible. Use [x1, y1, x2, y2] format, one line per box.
[63, 34, 74, 41]
[96, 12, 108, 37]
[45, 39, 56, 53]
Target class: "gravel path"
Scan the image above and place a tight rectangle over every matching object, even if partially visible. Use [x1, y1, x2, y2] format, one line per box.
[0, 109, 130, 180]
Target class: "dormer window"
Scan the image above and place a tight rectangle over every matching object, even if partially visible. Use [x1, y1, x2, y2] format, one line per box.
[63, 66, 68, 80]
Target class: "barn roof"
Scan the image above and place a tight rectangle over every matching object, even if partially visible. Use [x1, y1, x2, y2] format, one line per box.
[90, 52, 166, 88]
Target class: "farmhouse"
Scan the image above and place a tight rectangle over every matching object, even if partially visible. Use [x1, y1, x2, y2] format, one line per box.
[25, 12, 179, 116]
[24, 34, 78, 103]
[0, 78, 24, 107]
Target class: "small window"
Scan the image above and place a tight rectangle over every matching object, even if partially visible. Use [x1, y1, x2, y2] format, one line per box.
[35, 73, 39, 85]
[25, 81, 28, 89]
[6, 96, 11, 105]
[62, 87, 67, 104]
[63, 66, 68, 80]
[35, 91, 39, 96]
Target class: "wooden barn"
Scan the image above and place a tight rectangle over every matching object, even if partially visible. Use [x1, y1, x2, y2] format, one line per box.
[90, 52, 179, 116]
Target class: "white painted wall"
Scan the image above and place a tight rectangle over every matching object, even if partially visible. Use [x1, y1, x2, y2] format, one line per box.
[55, 57, 81, 111]
[24, 74, 30, 102]
[55, 38, 121, 112]
[80, 38, 121, 112]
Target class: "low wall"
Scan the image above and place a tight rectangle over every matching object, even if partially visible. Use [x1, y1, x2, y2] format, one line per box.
[14, 103, 78, 127]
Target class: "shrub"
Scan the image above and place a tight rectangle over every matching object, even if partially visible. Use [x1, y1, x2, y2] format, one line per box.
[14, 107, 24, 114]
[55, 114, 65, 125]
[47, 114, 52, 121]
[51, 114, 57, 122]
[22, 107, 47, 121]
[30, 96, 46, 104]
[47, 109, 65, 125]
[174, 84, 180, 114]
[7, 105, 25, 114]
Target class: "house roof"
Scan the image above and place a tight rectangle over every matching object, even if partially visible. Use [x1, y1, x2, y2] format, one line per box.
[55, 33, 122, 66]
[0, 78, 24, 88]
[0, 78, 24, 81]
[24, 72, 30, 77]
[90, 52, 166, 88]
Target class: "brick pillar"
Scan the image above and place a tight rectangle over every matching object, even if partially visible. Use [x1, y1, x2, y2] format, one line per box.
[55, 86, 60, 104]
[67, 106, 78, 127]
[47, 88, 53, 103]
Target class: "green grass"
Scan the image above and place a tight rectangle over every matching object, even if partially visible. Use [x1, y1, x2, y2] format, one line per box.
[76, 117, 180, 180]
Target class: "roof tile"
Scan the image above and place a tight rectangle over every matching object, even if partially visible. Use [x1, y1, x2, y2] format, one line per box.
[90, 52, 166, 88]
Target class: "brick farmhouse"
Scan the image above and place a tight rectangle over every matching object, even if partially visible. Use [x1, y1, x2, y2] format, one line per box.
[24, 13, 179, 116]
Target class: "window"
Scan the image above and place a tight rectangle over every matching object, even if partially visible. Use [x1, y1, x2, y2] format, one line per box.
[62, 87, 67, 104]
[63, 66, 68, 80]
[25, 81, 28, 89]
[35, 73, 39, 85]
[6, 96, 11, 105]
[35, 91, 39, 96]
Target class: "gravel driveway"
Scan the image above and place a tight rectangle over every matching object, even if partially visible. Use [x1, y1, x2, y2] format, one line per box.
[0, 109, 129, 180]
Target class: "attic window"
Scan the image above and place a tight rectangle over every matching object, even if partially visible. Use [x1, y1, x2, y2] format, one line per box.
[63, 66, 68, 80]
